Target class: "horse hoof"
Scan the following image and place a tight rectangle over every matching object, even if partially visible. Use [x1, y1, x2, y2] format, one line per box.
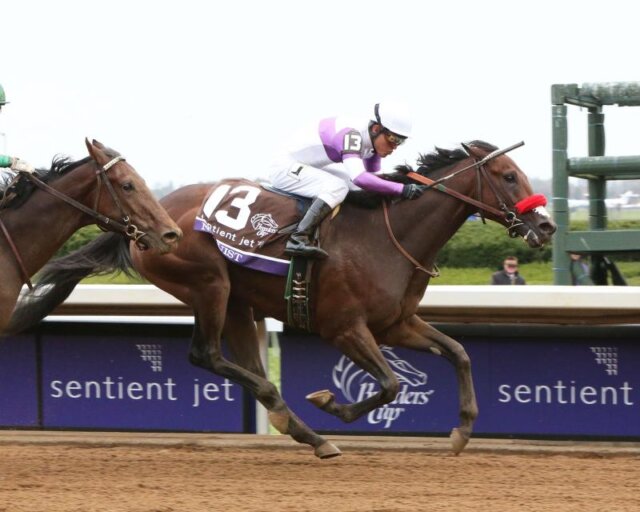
[268, 411, 290, 434]
[306, 389, 335, 408]
[314, 441, 342, 459]
[450, 427, 469, 455]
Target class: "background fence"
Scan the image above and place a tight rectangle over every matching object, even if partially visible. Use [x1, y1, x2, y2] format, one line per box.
[1, 285, 638, 439]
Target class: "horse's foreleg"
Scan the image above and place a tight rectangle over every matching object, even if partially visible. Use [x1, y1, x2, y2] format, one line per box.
[378, 315, 478, 454]
[223, 301, 340, 459]
[307, 320, 400, 423]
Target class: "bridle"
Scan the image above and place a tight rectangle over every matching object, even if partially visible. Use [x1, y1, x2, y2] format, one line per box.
[383, 141, 547, 275]
[0, 154, 147, 289]
[408, 141, 546, 234]
[25, 155, 147, 242]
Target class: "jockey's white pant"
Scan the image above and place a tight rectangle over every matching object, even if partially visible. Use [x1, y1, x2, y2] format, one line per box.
[269, 161, 354, 209]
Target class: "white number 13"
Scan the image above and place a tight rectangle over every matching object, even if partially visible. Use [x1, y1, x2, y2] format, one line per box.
[343, 133, 362, 151]
[202, 184, 260, 231]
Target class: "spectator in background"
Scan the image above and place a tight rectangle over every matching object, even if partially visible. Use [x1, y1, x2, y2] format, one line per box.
[491, 256, 526, 285]
[569, 253, 594, 285]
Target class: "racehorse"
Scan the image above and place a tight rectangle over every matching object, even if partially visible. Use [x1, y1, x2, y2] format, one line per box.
[7, 140, 555, 458]
[0, 139, 182, 334]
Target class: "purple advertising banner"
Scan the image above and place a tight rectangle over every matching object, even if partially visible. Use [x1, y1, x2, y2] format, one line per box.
[280, 333, 640, 437]
[42, 335, 246, 432]
[0, 335, 39, 427]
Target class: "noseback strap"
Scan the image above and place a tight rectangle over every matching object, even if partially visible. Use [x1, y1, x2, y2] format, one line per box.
[514, 194, 547, 214]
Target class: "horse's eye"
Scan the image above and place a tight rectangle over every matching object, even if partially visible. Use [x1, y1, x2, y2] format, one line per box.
[122, 182, 134, 192]
[504, 173, 517, 184]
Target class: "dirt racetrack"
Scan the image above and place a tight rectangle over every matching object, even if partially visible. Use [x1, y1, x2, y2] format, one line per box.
[0, 432, 638, 512]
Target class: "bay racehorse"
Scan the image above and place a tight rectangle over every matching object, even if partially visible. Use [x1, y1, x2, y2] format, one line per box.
[0, 139, 182, 334]
[7, 140, 555, 458]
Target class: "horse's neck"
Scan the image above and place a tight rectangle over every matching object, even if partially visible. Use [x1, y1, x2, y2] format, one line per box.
[387, 175, 475, 267]
[9, 166, 97, 274]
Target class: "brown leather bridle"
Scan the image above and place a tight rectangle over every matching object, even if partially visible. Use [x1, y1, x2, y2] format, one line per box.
[27, 155, 147, 241]
[383, 141, 546, 275]
[0, 155, 147, 289]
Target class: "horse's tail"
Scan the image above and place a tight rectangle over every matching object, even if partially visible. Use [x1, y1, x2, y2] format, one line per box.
[6, 232, 134, 335]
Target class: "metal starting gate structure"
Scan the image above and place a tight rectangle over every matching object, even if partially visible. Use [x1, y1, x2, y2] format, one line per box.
[552, 81, 640, 285]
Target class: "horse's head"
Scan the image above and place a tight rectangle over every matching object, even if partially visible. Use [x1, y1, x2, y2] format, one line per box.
[85, 139, 182, 253]
[380, 347, 427, 386]
[463, 141, 557, 248]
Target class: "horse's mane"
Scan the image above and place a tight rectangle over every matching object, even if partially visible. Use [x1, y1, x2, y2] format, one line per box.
[346, 140, 498, 208]
[0, 146, 126, 210]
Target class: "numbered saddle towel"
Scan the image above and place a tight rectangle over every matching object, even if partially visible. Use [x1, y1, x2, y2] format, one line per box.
[193, 179, 305, 276]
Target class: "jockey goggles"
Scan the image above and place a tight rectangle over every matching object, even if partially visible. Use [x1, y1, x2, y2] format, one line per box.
[383, 129, 407, 147]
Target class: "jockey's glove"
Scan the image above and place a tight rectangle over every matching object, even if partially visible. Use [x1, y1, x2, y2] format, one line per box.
[401, 183, 428, 200]
[10, 158, 35, 174]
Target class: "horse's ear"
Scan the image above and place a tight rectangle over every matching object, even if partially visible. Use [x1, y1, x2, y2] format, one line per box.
[92, 139, 105, 149]
[85, 138, 97, 158]
[85, 137, 106, 163]
[461, 142, 482, 158]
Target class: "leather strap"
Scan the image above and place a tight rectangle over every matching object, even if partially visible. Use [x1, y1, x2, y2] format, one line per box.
[406, 171, 506, 218]
[382, 200, 439, 277]
[24, 173, 130, 232]
[0, 217, 33, 290]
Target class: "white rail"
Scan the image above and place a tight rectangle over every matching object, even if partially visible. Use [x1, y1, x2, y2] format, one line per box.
[47, 285, 640, 325]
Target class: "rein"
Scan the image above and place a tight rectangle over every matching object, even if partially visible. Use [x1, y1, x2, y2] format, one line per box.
[407, 141, 545, 236]
[382, 200, 439, 277]
[0, 216, 33, 290]
[24, 156, 147, 242]
[382, 141, 547, 274]
[406, 171, 506, 218]
[0, 174, 34, 289]
[0, 155, 147, 290]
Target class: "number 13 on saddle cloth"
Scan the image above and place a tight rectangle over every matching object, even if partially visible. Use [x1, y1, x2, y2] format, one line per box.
[194, 178, 307, 275]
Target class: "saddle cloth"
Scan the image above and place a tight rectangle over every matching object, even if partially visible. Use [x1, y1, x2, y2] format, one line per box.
[193, 179, 305, 276]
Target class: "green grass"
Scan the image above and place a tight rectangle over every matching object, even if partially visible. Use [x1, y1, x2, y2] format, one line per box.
[81, 272, 147, 284]
[433, 261, 640, 286]
[82, 260, 640, 286]
[432, 262, 553, 285]
[569, 209, 640, 222]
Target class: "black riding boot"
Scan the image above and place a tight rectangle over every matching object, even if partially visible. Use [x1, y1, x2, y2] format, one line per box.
[285, 198, 332, 259]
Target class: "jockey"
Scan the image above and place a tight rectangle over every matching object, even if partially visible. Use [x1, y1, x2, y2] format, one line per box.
[269, 100, 426, 259]
[0, 84, 36, 182]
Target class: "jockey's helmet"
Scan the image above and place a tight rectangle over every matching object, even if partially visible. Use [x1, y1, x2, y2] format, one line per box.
[373, 101, 412, 138]
[0, 84, 7, 105]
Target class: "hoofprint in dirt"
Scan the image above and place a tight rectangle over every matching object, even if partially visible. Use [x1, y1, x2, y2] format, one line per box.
[0, 434, 638, 512]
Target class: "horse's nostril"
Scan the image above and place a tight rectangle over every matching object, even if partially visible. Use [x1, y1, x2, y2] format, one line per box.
[540, 221, 557, 235]
[162, 229, 183, 243]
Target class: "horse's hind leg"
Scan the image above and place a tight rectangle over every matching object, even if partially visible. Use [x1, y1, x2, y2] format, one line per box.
[377, 315, 478, 455]
[222, 301, 339, 458]
[190, 296, 339, 459]
[306, 319, 400, 423]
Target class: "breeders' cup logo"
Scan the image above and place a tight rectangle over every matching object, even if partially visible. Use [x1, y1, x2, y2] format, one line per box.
[250, 213, 279, 237]
[332, 346, 434, 428]
[590, 346, 618, 376]
[136, 344, 162, 372]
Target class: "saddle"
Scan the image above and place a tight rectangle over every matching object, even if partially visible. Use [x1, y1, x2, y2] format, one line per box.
[194, 179, 321, 330]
